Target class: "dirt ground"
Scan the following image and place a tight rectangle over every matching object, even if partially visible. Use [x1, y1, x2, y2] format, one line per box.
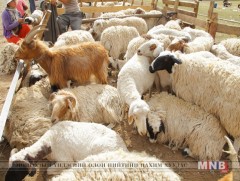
[0, 1, 232, 181]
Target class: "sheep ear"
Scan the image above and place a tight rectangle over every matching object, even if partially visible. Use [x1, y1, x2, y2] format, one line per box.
[49, 92, 57, 101]
[67, 96, 76, 110]
[149, 44, 157, 51]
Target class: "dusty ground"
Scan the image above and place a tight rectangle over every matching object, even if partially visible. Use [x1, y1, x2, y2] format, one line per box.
[0, 1, 232, 181]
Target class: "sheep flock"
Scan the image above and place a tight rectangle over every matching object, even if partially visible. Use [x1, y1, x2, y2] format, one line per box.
[1, 5, 240, 181]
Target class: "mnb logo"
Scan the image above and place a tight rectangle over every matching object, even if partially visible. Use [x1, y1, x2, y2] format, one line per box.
[198, 161, 228, 173]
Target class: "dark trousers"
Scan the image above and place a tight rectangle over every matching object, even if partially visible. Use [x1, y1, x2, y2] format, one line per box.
[29, 0, 36, 13]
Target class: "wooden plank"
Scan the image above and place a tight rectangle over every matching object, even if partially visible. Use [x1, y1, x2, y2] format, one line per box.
[82, 13, 163, 23]
[217, 24, 240, 36]
[0, 60, 24, 139]
[208, 12, 218, 39]
[162, 0, 198, 8]
[79, 0, 118, 2]
[166, 7, 196, 17]
[177, 13, 207, 28]
[57, 5, 154, 15]
[206, 1, 214, 32]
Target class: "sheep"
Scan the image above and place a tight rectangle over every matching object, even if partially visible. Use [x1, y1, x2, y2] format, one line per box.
[100, 26, 139, 60]
[24, 9, 43, 26]
[49, 84, 124, 128]
[146, 92, 227, 160]
[164, 19, 182, 31]
[182, 26, 212, 40]
[218, 136, 240, 181]
[183, 36, 214, 53]
[149, 27, 192, 42]
[4, 77, 52, 150]
[117, 40, 163, 136]
[49, 149, 181, 181]
[5, 121, 128, 180]
[53, 30, 95, 48]
[99, 7, 146, 18]
[149, 51, 240, 153]
[124, 34, 172, 62]
[0, 43, 19, 75]
[220, 38, 240, 56]
[92, 17, 148, 40]
[14, 25, 109, 91]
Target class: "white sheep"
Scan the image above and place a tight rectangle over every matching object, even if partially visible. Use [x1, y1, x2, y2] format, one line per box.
[182, 26, 212, 40]
[149, 51, 240, 153]
[164, 19, 182, 31]
[100, 26, 139, 60]
[92, 17, 148, 40]
[183, 36, 214, 53]
[117, 40, 163, 135]
[49, 84, 124, 128]
[4, 77, 52, 150]
[0, 43, 19, 75]
[53, 30, 95, 48]
[146, 92, 227, 160]
[49, 149, 181, 181]
[6, 121, 128, 179]
[220, 38, 240, 56]
[124, 34, 172, 62]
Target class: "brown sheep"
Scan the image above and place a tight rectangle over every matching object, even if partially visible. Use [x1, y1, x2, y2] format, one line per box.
[14, 25, 109, 91]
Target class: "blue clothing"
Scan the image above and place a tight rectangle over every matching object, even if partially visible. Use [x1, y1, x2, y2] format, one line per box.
[29, 0, 36, 13]
[2, 9, 21, 38]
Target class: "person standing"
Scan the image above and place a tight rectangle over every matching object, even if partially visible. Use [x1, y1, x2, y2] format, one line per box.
[55, 0, 83, 34]
[29, 0, 36, 13]
[2, 0, 31, 44]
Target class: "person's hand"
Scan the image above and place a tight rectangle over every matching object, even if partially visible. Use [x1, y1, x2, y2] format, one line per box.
[18, 18, 24, 23]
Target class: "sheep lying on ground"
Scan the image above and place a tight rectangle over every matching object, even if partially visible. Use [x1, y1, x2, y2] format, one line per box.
[117, 40, 163, 136]
[4, 78, 52, 149]
[149, 51, 240, 153]
[146, 92, 227, 160]
[14, 25, 109, 91]
[49, 84, 124, 127]
[220, 38, 240, 56]
[92, 17, 148, 40]
[49, 149, 181, 181]
[100, 26, 139, 60]
[5, 121, 128, 180]
[0, 43, 19, 75]
[53, 30, 95, 47]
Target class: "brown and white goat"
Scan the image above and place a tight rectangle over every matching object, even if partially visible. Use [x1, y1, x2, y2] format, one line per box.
[14, 25, 109, 91]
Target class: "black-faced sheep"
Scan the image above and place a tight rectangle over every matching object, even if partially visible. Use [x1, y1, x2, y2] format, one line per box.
[14, 25, 109, 91]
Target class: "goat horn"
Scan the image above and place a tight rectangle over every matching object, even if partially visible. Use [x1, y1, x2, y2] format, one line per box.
[223, 135, 236, 155]
[24, 24, 47, 44]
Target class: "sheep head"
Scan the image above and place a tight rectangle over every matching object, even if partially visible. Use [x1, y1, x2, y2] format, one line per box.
[14, 25, 48, 62]
[149, 51, 182, 74]
[49, 91, 77, 123]
[5, 148, 36, 181]
[128, 99, 150, 136]
[137, 39, 164, 59]
[146, 111, 166, 143]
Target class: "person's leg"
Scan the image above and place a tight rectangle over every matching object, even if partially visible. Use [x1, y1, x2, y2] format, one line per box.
[29, 0, 36, 13]
[69, 12, 82, 30]
[18, 24, 31, 38]
[56, 14, 70, 34]
[6, 35, 21, 44]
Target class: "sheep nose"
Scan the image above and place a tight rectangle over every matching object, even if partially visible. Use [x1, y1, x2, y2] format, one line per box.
[149, 138, 157, 144]
[51, 117, 59, 124]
